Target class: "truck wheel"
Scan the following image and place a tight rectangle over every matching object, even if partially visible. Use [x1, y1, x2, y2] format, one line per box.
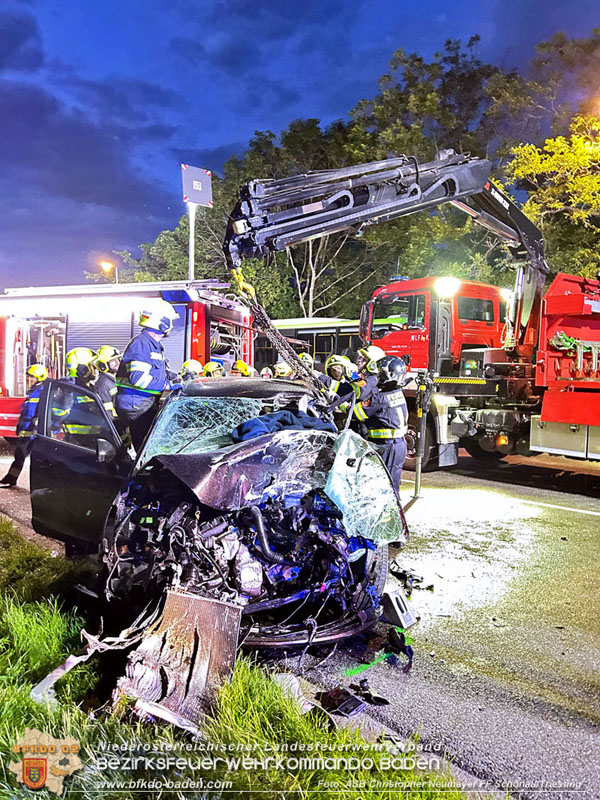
[404, 412, 434, 472]
[462, 439, 505, 461]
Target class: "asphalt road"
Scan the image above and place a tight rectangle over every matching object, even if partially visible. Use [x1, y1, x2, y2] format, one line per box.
[307, 453, 600, 800]
[1, 442, 599, 798]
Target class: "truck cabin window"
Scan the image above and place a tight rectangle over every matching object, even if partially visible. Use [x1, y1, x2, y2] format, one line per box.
[457, 296, 495, 323]
[371, 293, 426, 337]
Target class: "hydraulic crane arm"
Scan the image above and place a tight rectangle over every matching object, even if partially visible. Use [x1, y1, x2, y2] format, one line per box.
[224, 149, 550, 360]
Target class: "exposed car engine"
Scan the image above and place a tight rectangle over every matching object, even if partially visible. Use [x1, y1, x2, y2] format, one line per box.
[103, 467, 387, 647]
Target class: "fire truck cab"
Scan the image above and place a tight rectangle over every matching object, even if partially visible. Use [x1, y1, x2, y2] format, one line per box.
[360, 276, 508, 373]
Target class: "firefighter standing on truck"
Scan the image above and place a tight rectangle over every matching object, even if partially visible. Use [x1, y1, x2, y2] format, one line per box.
[115, 301, 180, 449]
[342, 355, 408, 495]
[94, 346, 121, 418]
[0, 364, 48, 487]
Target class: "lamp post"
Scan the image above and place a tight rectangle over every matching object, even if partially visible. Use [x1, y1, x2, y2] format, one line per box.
[100, 260, 118, 284]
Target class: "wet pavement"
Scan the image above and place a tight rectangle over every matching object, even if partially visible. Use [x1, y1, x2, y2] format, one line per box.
[309, 454, 600, 799]
[1, 440, 599, 797]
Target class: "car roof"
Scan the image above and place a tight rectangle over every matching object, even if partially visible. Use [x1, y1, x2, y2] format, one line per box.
[182, 377, 311, 399]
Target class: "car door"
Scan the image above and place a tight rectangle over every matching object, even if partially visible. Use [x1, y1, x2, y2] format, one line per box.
[30, 379, 133, 546]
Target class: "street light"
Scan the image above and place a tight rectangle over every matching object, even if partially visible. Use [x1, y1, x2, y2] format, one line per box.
[100, 260, 118, 284]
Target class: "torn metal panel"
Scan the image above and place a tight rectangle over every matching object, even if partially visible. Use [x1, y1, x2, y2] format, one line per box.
[116, 590, 241, 726]
[325, 430, 408, 545]
[153, 429, 336, 510]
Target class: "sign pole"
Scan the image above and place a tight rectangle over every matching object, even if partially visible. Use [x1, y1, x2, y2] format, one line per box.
[188, 202, 197, 281]
[181, 163, 213, 283]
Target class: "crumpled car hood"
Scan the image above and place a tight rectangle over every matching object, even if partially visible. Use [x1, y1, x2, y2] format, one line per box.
[151, 428, 407, 545]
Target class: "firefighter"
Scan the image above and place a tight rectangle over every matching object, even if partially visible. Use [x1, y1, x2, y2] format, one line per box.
[180, 359, 203, 382]
[354, 345, 386, 401]
[204, 361, 224, 377]
[319, 354, 355, 396]
[274, 361, 294, 379]
[94, 345, 122, 418]
[0, 364, 48, 487]
[231, 359, 253, 377]
[260, 367, 273, 379]
[115, 301, 180, 449]
[65, 347, 97, 388]
[298, 352, 314, 369]
[343, 355, 408, 495]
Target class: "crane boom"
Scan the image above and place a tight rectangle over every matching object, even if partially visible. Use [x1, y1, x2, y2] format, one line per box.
[223, 149, 551, 360]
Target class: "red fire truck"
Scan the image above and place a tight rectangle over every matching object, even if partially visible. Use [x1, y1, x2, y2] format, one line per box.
[0, 280, 252, 438]
[223, 149, 600, 469]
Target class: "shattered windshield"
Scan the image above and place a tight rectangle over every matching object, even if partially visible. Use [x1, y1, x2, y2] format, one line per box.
[140, 395, 264, 462]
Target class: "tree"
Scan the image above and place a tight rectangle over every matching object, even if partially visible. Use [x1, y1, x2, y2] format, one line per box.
[507, 114, 600, 277]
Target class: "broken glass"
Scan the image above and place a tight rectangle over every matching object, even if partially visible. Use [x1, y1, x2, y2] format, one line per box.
[140, 396, 263, 463]
[324, 429, 407, 545]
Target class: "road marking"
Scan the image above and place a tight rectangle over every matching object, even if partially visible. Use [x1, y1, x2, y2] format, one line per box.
[519, 498, 600, 517]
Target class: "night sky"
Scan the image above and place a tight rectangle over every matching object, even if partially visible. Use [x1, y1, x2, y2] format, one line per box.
[1, 0, 598, 288]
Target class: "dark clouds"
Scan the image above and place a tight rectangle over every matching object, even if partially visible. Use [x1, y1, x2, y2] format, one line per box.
[0, 10, 44, 71]
[172, 141, 247, 172]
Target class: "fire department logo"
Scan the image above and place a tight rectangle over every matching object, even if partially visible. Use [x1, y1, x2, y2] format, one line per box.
[10, 729, 82, 795]
[22, 758, 47, 789]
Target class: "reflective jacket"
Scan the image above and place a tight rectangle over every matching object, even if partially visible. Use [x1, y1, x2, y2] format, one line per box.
[16, 381, 45, 437]
[95, 371, 118, 417]
[319, 372, 377, 401]
[347, 386, 408, 441]
[116, 330, 169, 399]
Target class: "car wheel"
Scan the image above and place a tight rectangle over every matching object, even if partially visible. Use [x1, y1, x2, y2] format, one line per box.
[403, 412, 434, 471]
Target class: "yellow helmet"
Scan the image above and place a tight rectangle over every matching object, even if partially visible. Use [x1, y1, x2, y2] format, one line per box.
[95, 345, 122, 371]
[139, 300, 179, 334]
[274, 361, 293, 378]
[325, 354, 353, 380]
[298, 352, 314, 368]
[356, 345, 386, 374]
[203, 361, 224, 377]
[181, 359, 203, 380]
[27, 364, 48, 381]
[231, 359, 252, 377]
[65, 348, 96, 378]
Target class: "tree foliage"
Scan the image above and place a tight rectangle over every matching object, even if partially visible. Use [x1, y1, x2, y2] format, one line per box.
[508, 114, 600, 277]
[113, 30, 600, 317]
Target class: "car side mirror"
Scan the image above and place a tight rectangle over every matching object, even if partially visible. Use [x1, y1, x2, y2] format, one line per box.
[96, 438, 117, 464]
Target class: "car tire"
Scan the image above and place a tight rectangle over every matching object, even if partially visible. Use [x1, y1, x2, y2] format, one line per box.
[462, 438, 505, 461]
[403, 412, 434, 472]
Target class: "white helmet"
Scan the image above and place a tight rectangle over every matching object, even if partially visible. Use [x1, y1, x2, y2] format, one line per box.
[139, 300, 179, 335]
[357, 345, 386, 374]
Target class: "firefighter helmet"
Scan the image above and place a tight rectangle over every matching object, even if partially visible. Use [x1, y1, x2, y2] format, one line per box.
[356, 345, 386, 374]
[274, 361, 293, 378]
[231, 359, 252, 377]
[95, 345, 122, 371]
[27, 364, 48, 381]
[138, 300, 179, 335]
[325, 354, 353, 380]
[260, 367, 273, 379]
[378, 355, 407, 387]
[181, 359, 203, 381]
[204, 361, 224, 377]
[298, 352, 314, 368]
[65, 348, 96, 378]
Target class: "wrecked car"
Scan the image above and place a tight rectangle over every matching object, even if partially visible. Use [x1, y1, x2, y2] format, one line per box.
[29, 377, 406, 648]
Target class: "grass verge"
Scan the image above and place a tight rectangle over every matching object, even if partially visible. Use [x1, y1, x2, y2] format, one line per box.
[0, 517, 470, 799]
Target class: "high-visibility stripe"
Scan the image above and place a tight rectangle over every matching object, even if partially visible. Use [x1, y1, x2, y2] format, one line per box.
[367, 427, 407, 439]
[51, 407, 69, 417]
[103, 401, 114, 411]
[128, 360, 151, 372]
[116, 383, 161, 396]
[76, 395, 95, 403]
[135, 373, 152, 389]
[353, 403, 368, 421]
[330, 379, 340, 394]
[435, 377, 487, 385]
[26, 398, 40, 404]
[64, 424, 103, 434]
